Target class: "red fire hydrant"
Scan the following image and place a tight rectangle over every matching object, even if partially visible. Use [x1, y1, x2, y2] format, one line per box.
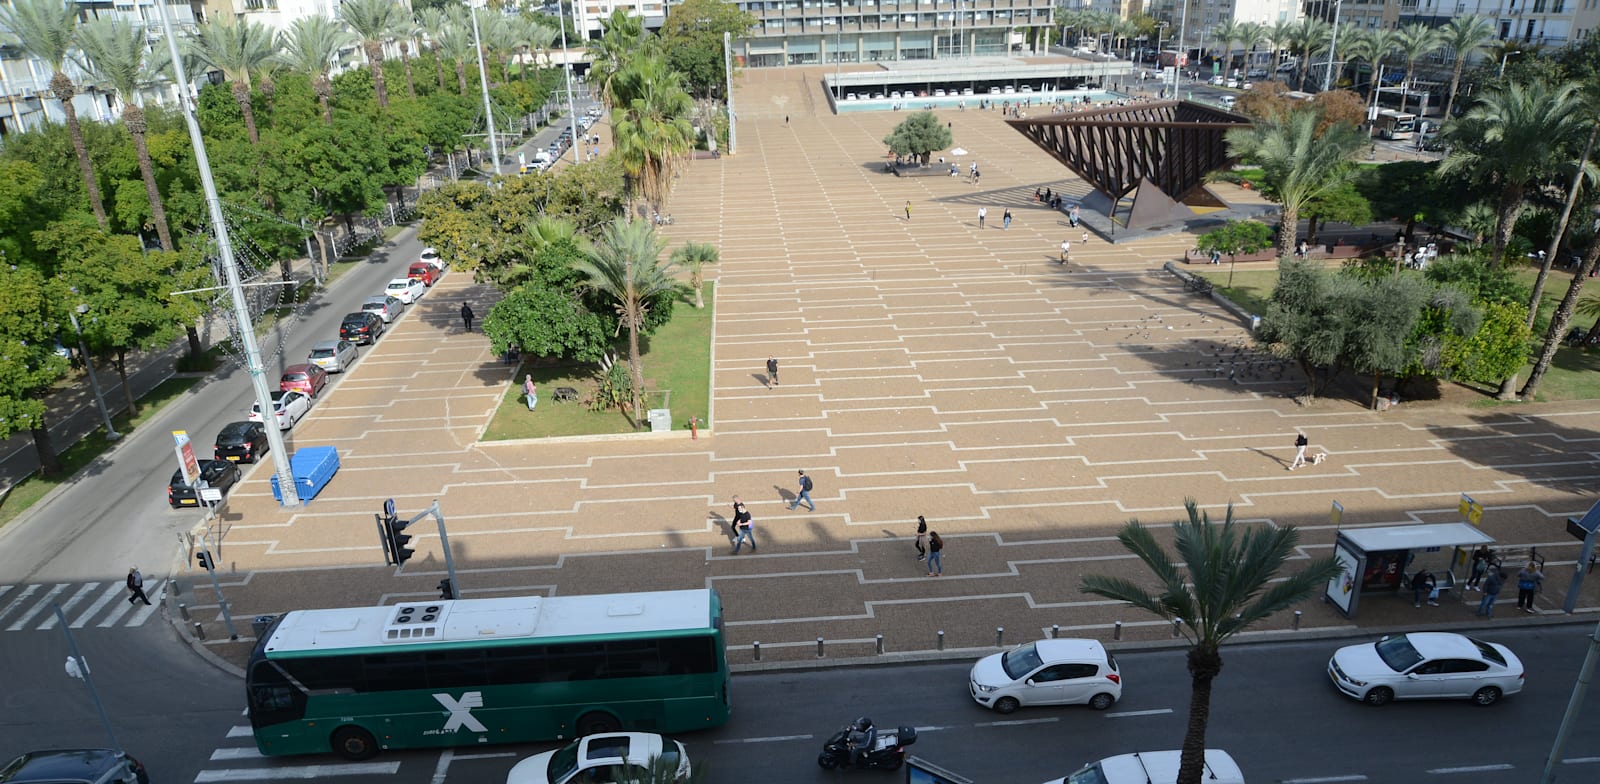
[689, 416, 698, 440]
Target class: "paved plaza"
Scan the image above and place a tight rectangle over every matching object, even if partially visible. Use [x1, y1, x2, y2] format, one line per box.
[184, 67, 1600, 670]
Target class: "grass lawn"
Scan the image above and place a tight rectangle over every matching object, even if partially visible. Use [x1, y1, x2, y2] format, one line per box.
[0, 376, 201, 531]
[1192, 268, 1277, 316]
[483, 282, 714, 440]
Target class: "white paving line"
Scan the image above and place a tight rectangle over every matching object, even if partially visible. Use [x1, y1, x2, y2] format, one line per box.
[712, 734, 814, 744]
[8, 583, 67, 630]
[974, 717, 1058, 727]
[209, 748, 264, 761]
[194, 762, 400, 782]
[450, 753, 517, 761]
[1105, 708, 1174, 718]
[71, 583, 126, 628]
[1283, 776, 1369, 783]
[1426, 764, 1514, 774]
[225, 726, 253, 738]
[125, 580, 166, 625]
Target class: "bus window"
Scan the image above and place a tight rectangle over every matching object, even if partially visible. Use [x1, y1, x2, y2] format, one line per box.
[248, 661, 307, 727]
[658, 637, 717, 674]
[425, 649, 487, 689]
[364, 652, 426, 691]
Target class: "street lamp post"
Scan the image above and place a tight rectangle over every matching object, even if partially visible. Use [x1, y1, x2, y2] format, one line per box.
[468, 1, 501, 176]
[1322, 0, 1343, 92]
[1172, 0, 1189, 100]
[67, 304, 120, 441]
[1499, 50, 1522, 78]
[555, 0, 581, 167]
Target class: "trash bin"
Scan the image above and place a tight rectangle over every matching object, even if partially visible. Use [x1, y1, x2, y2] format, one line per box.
[648, 408, 672, 432]
[252, 614, 277, 638]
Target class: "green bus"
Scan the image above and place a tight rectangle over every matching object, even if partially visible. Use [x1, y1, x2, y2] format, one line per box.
[246, 588, 730, 760]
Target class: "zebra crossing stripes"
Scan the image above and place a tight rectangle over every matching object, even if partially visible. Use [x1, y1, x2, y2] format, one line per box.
[0, 581, 164, 632]
[196, 727, 400, 783]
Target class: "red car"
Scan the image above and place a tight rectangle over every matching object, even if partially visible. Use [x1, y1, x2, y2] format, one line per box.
[408, 262, 438, 286]
[280, 363, 329, 398]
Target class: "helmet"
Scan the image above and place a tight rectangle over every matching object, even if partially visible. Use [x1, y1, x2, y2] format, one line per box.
[853, 717, 873, 731]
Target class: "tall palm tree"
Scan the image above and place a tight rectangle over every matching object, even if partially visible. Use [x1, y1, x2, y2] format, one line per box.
[1226, 108, 1367, 255]
[0, 0, 108, 227]
[1288, 17, 1331, 92]
[187, 17, 277, 145]
[1267, 18, 1296, 67]
[1440, 15, 1496, 120]
[1393, 23, 1441, 115]
[414, 7, 451, 91]
[74, 18, 174, 252]
[1081, 501, 1341, 784]
[482, 13, 522, 85]
[1210, 19, 1244, 72]
[278, 15, 354, 126]
[1526, 104, 1600, 328]
[394, 17, 420, 99]
[1235, 22, 1269, 74]
[1520, 232, 1600, 399]
[435, 22, 475, 95]
[609, 54, 695, 218]
[669, 241, 719, 309]
[575, 219, 683, 425]
[591, 9, 647, 108]
[519, 17, 556, 71]
[1344, 27, 1396, 99]
[338, 0, 407, 109]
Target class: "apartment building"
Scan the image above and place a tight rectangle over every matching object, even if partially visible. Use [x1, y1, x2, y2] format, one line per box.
[576, 0, 669, 40]
[1149, 0, 1303, 52]
[195, 0, 345, 33]
[728, 0, 1056, 67]
[1304, 0, 1594, 45]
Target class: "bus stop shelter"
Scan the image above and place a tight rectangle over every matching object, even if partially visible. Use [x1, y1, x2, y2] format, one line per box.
[1324, 523, 1495, 618]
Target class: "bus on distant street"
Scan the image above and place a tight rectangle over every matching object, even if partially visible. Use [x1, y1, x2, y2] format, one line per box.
[1375, 109, 1418, 140]
[246, 589, 730, 760]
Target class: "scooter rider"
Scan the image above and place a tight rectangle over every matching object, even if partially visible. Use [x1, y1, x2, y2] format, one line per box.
[846, 717, 876, 768]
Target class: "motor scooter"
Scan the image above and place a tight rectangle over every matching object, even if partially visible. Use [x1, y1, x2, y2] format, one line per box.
[816, 718, 916, 771]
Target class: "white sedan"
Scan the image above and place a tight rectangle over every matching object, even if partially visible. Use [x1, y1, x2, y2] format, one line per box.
[248, 390, 312, 431]
[506, 733, 690, 784]
[385, 277, 426, 304]
[1328, 632, 1524, 706]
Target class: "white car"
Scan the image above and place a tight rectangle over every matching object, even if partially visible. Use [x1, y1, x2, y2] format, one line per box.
[1328, 632, 1525, 706]
[419, 246, 447, 268]
[1044, 749, 1244, 784]
[385, 277, 426, 305]
[505, 733, 690, 784]
[969, 639, 1121, 713]
[249, 390, 311, 431]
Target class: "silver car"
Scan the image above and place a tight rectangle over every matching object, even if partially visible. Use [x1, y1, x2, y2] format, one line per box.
[307, 339, 359, 373]
[362, 295, 404, 323]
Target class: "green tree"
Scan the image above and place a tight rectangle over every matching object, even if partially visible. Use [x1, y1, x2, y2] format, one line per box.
[0, 262, 71, 475]
[592, 9, 649, 109]
[1225, 108, 1366, 255]
[1521, 232, 1600, 398]
[1286, 17, 1331, 92]
[657, 0, 755, 99]
[670, 241, 719, 308]
[1442, 299, 1531, 386]
[610, 54, 695, 216]
[882, 111, 953, 166]
[1393, 23, 1441, 116]
[414, 6, 452, 92]
[187, 17, 278, 146]
[278, 14, 356, 126]
[0, 0, 109, 228]
[575, 219, 683, 425]
[339, 0, 408, 109]
[1080, 500, 1341, 784]
[1194, 219, 1272, 286]
[1303, 180, 1372, 243]
[1439, 15, 1496, 120]
[1236, 22, 1269, 72]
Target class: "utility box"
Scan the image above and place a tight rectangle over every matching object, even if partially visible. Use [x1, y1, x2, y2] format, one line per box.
[647, 408, 672, 432]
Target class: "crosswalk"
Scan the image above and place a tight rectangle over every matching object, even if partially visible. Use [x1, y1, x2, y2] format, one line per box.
[0, 580, 166, 632]
[195, 721, 400, 783]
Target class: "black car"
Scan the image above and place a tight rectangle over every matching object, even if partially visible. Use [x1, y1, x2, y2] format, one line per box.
[214, 420, 269, 463]
[167, 459, 242, 509]
[0, 749, 149, 784]
[339, 311, 385, 345]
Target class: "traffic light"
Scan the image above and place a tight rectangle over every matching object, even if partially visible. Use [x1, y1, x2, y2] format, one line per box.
[437, 579, 456, 600]
[385, 517, 414, 566]
[196, 550, 213, 571]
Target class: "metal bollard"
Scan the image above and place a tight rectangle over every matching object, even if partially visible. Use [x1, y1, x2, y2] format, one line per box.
[995, 627, 1005, 647]
[753, 641, 761, 661]
[193, 622, 206, 640]
[816, 637, 825, 658]
[937, 630, 946, 651]
[1172, 619, 1181, 637]
[1114, 621, 1123, 641]
[1051, 624, 1060, 639]
[178, 603, 190, 621]
[876, 634, 885, 654]
[1293, 610, 1302, 630]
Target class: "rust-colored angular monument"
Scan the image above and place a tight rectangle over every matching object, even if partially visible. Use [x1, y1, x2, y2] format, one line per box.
[1007, 101, 1251, 230]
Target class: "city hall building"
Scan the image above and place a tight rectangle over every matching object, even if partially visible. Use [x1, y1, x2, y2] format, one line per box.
[728, 0, 1059, 67]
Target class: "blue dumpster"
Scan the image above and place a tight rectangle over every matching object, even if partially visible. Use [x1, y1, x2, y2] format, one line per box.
[270, 446, 340, 504]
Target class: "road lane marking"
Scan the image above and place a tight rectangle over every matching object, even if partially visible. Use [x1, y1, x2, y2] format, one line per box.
[713, 734, 814, 744]
[1283, 777, 1369, 783]
[0, 585, 37, 623]
[125, 580, 165, 625]
[429, 748, 453, 784]
[1426, 765, 1514, 774]
[226, 726, 253, 738]
[913, 726, 952, 732]
[974, 718, 1058, 727]
[194, 762, 400, 781]
[209, 749, 264, 761]
[39, 583, 101, 629]
[1564, 757, 1600, 764]
[1106, 708, 1174, 718]
[451, 753, 517, 760]
[72, 583, 126, 628]
[97, 585, 138, 627]
[8, 583, 67, 630]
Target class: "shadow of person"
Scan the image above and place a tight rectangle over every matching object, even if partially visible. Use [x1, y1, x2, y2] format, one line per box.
[708, 512, 732, 541]
[1248, 446, 1290, 468]
[751, 372, 771, 388]
[775, 485, 794, 504]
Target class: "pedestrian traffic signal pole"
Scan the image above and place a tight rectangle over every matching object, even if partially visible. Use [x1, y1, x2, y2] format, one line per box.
[196, 543, 239, 641]
[53, 604, 121, 753]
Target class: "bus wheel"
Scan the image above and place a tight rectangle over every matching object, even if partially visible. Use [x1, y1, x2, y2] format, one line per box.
[576, 711, 622, 735]
[331, 726, 378, 761]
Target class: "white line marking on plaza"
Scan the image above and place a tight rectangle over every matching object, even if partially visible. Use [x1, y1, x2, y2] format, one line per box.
[1426, 764, 1514, 774]
[974, 718, 1058, 727]
[713, 734, 813, 744]
[1106, 709, 1173, 718]
[194, 762, 399, 781]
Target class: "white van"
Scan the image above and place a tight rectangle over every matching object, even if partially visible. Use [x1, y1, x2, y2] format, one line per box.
[1042, 749, 1244, 784]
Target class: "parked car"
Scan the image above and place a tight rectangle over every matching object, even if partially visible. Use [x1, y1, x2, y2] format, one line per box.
[361, 295, 404, 323]
[250, 389, 312, 430]
[505, 733, 689, 784]
[385, 277, 426, 304]
[1246, 67, 1268, 78]
[419, 246, 444, 265]
[1209, 74, 1225, 85]
[340, 311, 386, 345]
[1221, 95, 1238, 110]
[407, 262, 439, 287]
[1042, 750, 1244, 784]
[308, 339, 359, 373]
[279, 363, 329, 398]
[0, 749, 149, 784]
[214, 420, 269, 464]
[1328, 632, 1524, 706]
[845, 92, 858, 100]
[969, 639, 1121, 713]
[167, 459, 242, 508]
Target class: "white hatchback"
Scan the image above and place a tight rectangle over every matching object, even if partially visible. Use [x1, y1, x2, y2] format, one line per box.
[969, 639, 1121, 713]
[385, 277, 426, 305]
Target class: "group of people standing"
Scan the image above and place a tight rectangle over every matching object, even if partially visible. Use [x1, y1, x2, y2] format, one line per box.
[1464, 546, 1545, 617]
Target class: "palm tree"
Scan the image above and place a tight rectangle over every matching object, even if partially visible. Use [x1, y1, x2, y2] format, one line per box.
[1081, 500, 1342, 784]
[338, 0, 407, 109]
[414, 7, 451, 91]
[187, 17, 277, 146]
[435, 22, 475, 95]
[482, 13, 522, 85]
[278, 15, 355, 126]
[611, 54, 695, 219]
[1344, 27, 1396, 100]
[1235, 22, 1269, 74]
[1267, 19, 1296, 67]
[1520, 233, 1600, 399]
[670, 242, 719, 309]
[1287, 17, 1331, 92]
[1210, 19, 1244, 73]
[1393, 23, 1441, 115]
[521, 18, 556, 72]
[393, 17, 420, 99]
[1440, 15, 1495, 120]
[74, 18, 173, 252]
[1226, 108, 1367, 255]
[1527, 102, 1600, 329]
[575, 219, 683, 425]
[591, 9, 647, 108]
[0, 0, 109, 227]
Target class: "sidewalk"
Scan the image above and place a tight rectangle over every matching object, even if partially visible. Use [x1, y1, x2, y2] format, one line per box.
[171, 65, 1600, 672]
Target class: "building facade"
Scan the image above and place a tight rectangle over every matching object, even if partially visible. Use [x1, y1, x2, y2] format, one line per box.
[729, 0, 1056, 67]
[1304, 0, 1595, 45]
[576, 0, 669, 40]
[1149, 0, 1303, 54]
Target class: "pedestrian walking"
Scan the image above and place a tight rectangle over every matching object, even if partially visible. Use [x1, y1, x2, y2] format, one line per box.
[1467, 545, 1493, 590]
[522, 375, 538, 411]
[1081, 230, 1089, 245]
[1410, 568, 1438, 607]
[904, 201, 912, 221]
[1289, 432, 1309, 470]
[731, 496, 756, 553]
[978, 206, 987, 228]
[766, 355, 779, 387]
[126, 566, 151, 606]
[1002, 209, 1012, 230]
[1515, 561, 1544, 613]
[1476, 566, 1506, 616]
[785, 115, 790, 126]
[787, 470, 815, 511]
[1059, 239, 1071, 264]
[460, 302, 475, 332]
[926, 531, 944, 576]
[914, 515, 928, 561]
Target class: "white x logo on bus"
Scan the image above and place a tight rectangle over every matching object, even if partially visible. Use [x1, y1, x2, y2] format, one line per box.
[434, 692, 488, 733]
